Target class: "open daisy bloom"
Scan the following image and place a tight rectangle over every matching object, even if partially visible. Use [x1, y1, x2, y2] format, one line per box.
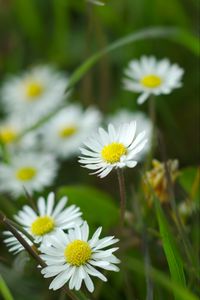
[14, 192, 82, 243]
[123, 56, 184, 104]
[0, 153, 57, 198]
[3, 230, 33, 254]
[79, 122, 148, 178]
[1, 65, 68, 125]
[40, 221, 119, 292]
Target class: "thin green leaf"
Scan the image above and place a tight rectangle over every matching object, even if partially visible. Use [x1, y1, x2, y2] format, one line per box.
[0, 275, 14, 300]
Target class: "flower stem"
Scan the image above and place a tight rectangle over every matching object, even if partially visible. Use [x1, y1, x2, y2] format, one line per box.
[117, 169, 126, 229]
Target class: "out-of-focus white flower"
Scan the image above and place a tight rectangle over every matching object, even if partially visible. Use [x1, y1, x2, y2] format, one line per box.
[123, 56, 184, 104]
[41, 105, 101, 159]
[1, 65, 69, 125]
[79, 122, 147, 178]
[87, 0, 106, 6]
[40, 221, 119, 292]
[0, 152, 57, 198]
[108, 109, 152, 160]
[3, 230, 33, 255]
[14, 192, 82, 244]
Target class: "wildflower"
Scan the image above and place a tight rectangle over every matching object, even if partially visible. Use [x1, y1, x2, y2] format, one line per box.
[108, 109, 152, 161]
[144, 159, 179, 204]
[123, 56, 184, 104]
[41, 105, 101, 159]
[3, 230, 33, 254]
[40, 221, 119, 292]
[79, 122, 147, 178]
[87, 0, 106, 6]
[14, 192, 82, 243]
[1, 65, 68, 125]
[0, 152, 57, 198]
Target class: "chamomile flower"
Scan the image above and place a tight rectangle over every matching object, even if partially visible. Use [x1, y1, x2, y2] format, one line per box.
[108, 109, 152, 160]
[3, 230, 33, 255]
[1, 65, 68, 124]
[123, 56, 184, 104]
[79, 122, 147, 178]
[41, 105, 101, 159]
[0, 152, 57, 198]
[40, 221, 119, 292]
[14, 192, 82, 243]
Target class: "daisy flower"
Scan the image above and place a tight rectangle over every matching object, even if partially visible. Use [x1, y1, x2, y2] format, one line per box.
[108, 109, 152, 160]
[3, 230, 33, 255]
[41, 105, 101, 159]
[0, 152, 57, 198]
[14, 192, 82, 244]
[40, 221, 119, 292]
[123, 56, 184, 104]
[87, 0, 106, 5]
[79, 122, 147, 178]
[1, 65, 68, 125]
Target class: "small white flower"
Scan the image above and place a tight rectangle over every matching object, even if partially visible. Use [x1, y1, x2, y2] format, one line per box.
[79, 122, 147, 178]
[41, 105, 101, 159]
[108, 109, 152, 160]
[0, 152, 57, 198]
[40, 221, 119, 292]
[3, 230, 33, 254]
[1, 65, 69, 125]
[14, 192, 82, 244]
[87, 0, 106, 6]
[123, 56, 184, 104]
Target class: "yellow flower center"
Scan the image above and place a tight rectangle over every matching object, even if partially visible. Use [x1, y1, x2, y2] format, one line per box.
[101, 142, 127, 164]
[0, 128, 17, 144]
[140, 74, 162, 88]
[26, 82, 44, 99]
[31, 216, 55, 236]
[64, 240, 92, 266]
[16, 167, 37, 181]
[58, 126, 77, 138]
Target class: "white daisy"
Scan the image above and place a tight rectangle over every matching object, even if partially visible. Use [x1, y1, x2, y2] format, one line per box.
[108, 109, 152, 160]
[40, 221, 119, 292]
[1, 65, 69, 125]
[41, 105, 101, 159]
[0, 152, 57, 198]
[3, 230, 33, 255]
[14, 192, 82, 244]
[123, 56, 184, 104]
[79, 122, 147, 178]
[87, 0, 106, 5]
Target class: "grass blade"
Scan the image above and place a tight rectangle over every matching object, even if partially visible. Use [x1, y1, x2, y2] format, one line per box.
[0, 275, 14, 300]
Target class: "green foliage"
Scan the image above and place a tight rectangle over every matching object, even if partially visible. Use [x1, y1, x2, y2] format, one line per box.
[179, 167, 200, 202]
[0, 275, 14, 300]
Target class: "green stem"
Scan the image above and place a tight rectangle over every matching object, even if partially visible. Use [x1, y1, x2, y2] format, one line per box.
[117, 169, 126, 229]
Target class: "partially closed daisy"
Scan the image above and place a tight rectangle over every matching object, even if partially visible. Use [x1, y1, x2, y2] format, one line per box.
[79, 122, 147, 178]
[41, 105, 101, 159]
[3, 230, 33, 255]
[40, 221, 119, 292]
[0, 152, 57, 198]
[14, 192, 82, 243]
[123, 56, 184, 104]
[1, 65, 68, 125]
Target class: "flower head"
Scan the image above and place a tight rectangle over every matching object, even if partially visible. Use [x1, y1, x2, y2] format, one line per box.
[1, 65, 68, 125]
[79, 122, 147, 178]
[14, 192, 82, 243]
[0, 152, 57, 198]
[40, 221, 119, 292]
[123, 56, 184, 104]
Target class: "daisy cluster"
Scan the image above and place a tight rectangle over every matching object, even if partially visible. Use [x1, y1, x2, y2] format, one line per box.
[4, 192, 120, 292]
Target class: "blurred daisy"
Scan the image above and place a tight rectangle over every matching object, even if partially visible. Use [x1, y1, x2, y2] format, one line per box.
[1, 65, 68, 125]
[87, 0, 106, 5]
[14, 192, 82, 243]
[3, 230, 33, 255]
[41, 105, 101, 159]
[123, 56, 184, 104]
[0, 152, 57, 198]
[79, 122, 147, 178]
[40, 221, 119, 292]
[108, 109, 152, 160]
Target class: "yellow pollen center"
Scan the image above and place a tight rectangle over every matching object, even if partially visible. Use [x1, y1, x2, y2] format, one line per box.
[26, 82, 44, 99]
[58, 126, 77, 138]
[101, 142, 127, 164]
[0, 128, 17, 144]
[16, 167, 37, 181]
[31, 216, 55, 236]
[64, 240, 92, 266]
[140, 74, 162, 88]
